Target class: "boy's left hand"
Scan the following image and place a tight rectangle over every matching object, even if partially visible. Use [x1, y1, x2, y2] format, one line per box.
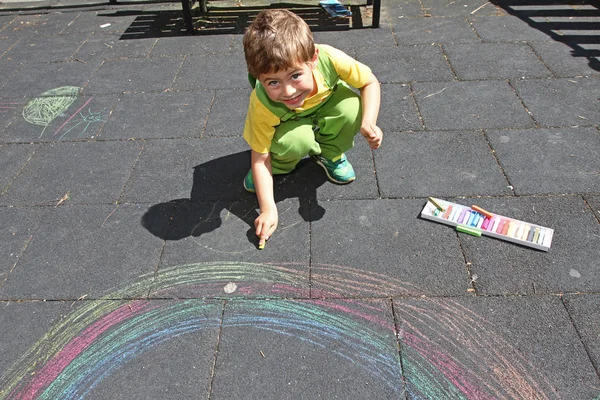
[360, 124, 383, 149]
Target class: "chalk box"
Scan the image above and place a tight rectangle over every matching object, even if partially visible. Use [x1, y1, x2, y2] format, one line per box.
[420, 199, 554, 251]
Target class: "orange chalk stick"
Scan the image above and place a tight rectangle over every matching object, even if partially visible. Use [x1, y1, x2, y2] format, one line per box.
[471, 205, 493, 219]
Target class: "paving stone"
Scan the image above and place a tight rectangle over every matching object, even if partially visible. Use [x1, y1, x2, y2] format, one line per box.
[172, 53, 249, 90]
[457, 195, 600, 295]
[311, 198, 468, 297]
[150, 35, 235, 56]
[444, 42, 552, 80]
[394, 295, 600, 399]
[84, 56, 183, 94]
[3, 33, 85, 63]
[529, 39, 600, 78]
[2, 140, 142, 206]
[5, 93, 117, 142]
[151, 198, 311, 298]
[74, 33, 157, 62]
[584, 195, 600, 221]
[0, 300, 73, 394]
[377, 83, 422, 133]
[375, 130, 512, 198]
[413, 80, 535, 130]
[391, 16, 480, 45]
[469, 15, 555, 42]
[0, 34, 18, 56]
[421, 0, 506, 17]
[511, 77, 600, 127]
[0, 207, 46, 288]
[0, 14, 51, 39]
[0, 96, 25, 138]
[84, 300, 221, 400]
[0, 204, 163, 300]
[563, 294, 600, 372]
[0, 142, 37, 197]
[211, 299, 403, 399]
[60, 9, 142, 36]
[313, 25, 397, 48]
[356, 44, 455, 83]
[487, 126, 600, 195]
[1, 60, 100, 99]
[121, 137, 247, 204]
[380, 0, 423, 20]
[0, 15, 14, 30]
[19, 11, 80, 35]
[100, 91, 211, 140]
[0, 57, 19, 91]
[203, 88, 250, 137]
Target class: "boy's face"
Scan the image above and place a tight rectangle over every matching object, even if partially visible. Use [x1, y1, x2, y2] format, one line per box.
[258, 53, 318, 109]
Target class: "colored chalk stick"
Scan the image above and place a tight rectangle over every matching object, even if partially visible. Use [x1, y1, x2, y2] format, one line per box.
[481, 217, 490, 230]
[458, 209, 467, 224]
[428, 197, 445, 211]
[456, 225, 482, 237]
[472, 205, 493, 219]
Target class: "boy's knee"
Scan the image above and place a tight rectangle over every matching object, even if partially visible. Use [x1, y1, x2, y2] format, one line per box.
[272, 124, 319, 159]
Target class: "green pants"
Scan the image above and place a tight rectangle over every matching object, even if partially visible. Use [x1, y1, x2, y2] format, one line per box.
[270, 83, 362, 175]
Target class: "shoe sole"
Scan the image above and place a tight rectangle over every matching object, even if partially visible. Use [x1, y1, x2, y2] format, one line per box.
[311, 156, 355, 185]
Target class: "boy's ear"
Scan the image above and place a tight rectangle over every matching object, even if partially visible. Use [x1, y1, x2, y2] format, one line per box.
[310, 48, 319, 67]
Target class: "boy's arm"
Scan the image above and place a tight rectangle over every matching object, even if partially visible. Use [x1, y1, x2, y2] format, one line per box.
[359, 73, 383, 150]
[251, 149, 278, 245]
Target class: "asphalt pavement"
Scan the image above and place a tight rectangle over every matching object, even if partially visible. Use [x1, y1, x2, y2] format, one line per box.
[0, 0, 599, 398]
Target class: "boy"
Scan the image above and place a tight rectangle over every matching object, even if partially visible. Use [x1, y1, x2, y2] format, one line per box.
[242, 9, 383, 247]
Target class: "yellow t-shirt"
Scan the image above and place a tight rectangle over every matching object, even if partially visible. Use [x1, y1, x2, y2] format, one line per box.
[243, 44, 372, 154]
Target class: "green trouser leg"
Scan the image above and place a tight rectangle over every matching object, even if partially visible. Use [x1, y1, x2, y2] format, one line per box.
[270, 83, 362, 175]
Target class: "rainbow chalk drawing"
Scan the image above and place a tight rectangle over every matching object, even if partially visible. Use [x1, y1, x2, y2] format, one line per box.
[422, 199, 554, 251]
[0, 262, 558, 399]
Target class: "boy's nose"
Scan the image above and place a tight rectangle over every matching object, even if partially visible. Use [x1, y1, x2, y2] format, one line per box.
[283, 84, 296, 97]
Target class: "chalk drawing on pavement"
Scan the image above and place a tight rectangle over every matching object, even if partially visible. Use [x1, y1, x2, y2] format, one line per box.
[21, 86, 108, 141]
[22, 86, 80, 138]
[0, 262, 560, 399]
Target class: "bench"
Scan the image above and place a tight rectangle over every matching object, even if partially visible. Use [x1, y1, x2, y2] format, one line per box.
[177, 0, 380, 34]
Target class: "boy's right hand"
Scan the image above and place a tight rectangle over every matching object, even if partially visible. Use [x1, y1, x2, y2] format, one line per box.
[255, 206, 278, 247]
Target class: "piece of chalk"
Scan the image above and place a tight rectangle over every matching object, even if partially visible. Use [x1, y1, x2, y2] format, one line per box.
[471, 205, 493, 219]
[258, 242, 265, 250]
[456, 225, 482, 237]
[428, 197, 445, 211]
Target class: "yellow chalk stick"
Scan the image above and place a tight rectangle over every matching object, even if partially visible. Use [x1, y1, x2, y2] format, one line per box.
[428, 197, 445, 211]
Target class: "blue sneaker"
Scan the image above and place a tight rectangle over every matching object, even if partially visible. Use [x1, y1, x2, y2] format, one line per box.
[311, 154, 355, 184]
[243, 170, 255, 193]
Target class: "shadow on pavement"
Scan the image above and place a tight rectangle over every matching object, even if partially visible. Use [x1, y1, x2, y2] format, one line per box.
[141, 150, 328, 244]
[492, 0, 600, 71]
[105, 3, 364, 39]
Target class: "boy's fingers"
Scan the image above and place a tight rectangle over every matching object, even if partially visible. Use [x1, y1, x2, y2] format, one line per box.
[255, 220, 276, 238]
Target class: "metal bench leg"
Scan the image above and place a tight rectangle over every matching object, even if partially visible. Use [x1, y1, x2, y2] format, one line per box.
[372, 0, 380, 28]
[182, 0, 195, 34]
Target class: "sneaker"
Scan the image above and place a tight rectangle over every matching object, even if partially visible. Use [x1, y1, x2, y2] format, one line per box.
[311, 154, 355, 184]
[243, 170, 255, 193]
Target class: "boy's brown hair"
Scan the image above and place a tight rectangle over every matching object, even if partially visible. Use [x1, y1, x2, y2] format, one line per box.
[243, 9, 315, 78]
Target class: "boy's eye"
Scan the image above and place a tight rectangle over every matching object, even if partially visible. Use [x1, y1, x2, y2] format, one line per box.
[291, 73, 301, 80]
[267, 81, 279, 87]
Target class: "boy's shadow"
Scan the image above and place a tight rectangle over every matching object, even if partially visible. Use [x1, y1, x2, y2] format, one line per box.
[141, 151, 327, 244]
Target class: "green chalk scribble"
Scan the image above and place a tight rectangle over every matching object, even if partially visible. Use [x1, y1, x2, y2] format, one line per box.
[22, 86, 80, 136]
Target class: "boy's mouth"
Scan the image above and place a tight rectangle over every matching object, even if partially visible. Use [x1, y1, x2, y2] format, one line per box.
[283, 93, 304, 107]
